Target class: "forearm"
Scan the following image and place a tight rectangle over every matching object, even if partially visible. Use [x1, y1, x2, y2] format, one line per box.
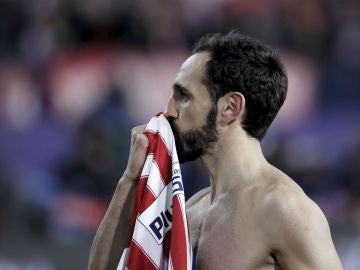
[88, 175, 138, 270]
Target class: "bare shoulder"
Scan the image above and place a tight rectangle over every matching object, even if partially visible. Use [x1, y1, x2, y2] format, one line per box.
[257, 168, 343, 269]
[258, 170, 328, 235]
[260, 173, 327, 232]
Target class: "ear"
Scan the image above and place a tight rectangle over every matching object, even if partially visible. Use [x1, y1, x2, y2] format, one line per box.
[220, 92, 245, 125]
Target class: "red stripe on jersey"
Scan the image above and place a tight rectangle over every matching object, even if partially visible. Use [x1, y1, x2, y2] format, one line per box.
[145, 132, 172, 185]
[138, 185, 156, 214]
[126, 177, 147, 247]
[126, 241, 159, 270]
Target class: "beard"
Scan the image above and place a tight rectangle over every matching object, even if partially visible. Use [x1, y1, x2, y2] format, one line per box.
[168, 104, 219, 163]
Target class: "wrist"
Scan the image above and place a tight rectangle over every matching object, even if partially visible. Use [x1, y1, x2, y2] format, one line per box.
[119, 171, 139, 186]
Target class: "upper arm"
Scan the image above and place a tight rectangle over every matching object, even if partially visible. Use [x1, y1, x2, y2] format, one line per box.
[263, 189, 343, 270]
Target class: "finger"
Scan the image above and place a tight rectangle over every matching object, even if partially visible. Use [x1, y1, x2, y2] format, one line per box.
[125, 132, 149, 179]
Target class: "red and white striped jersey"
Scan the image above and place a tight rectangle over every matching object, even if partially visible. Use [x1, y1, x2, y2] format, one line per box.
[118, 113, 193, 270]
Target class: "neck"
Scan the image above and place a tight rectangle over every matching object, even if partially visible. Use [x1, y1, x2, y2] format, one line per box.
[200, 127, 268, 200]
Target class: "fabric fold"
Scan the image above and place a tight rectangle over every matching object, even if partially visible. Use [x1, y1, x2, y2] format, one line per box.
[118, 113, 192, 270]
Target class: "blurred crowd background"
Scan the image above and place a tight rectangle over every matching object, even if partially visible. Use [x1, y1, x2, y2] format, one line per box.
[0, 0, 359, 269]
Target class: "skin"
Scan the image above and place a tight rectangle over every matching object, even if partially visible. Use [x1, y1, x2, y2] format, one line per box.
[88, 52, 343, 270]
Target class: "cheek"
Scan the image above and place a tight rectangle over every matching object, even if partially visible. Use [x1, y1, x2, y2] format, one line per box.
[177, 104, 193, 129]
[179, 107, 204, 132]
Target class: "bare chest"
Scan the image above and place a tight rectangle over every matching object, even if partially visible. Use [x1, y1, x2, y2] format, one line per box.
[195, 203, 278, 270]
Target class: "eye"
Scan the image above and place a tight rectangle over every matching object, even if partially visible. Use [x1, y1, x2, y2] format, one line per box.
[174, 89, 188, 101]
[179, 90, 189, 102]
[172, 83, 191, 101]
[179, 89, 187, 97]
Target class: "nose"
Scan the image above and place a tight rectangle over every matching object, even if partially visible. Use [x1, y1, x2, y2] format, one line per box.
[164, 97, 178, 119]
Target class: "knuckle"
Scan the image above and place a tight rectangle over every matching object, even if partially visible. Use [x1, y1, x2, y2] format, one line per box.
[131, 125, 146, 136]
[131, 127, 139, 136]
[130, 125, 149, 149]
[140, 134, 149, 144]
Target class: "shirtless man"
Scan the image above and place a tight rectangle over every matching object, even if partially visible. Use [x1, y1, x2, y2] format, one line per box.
[88, 31, 343, 270]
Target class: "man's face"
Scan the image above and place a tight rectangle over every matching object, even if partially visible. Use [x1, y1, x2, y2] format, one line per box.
[165, 52, 219, 163]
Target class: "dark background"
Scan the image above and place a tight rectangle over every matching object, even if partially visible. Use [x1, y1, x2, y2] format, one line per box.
[0, 0, 359, 269]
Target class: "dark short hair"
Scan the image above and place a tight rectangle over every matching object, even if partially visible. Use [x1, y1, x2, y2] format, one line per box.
[193, 30, 288, 141]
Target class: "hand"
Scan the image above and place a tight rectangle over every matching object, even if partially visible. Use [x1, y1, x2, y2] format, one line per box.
[122, 124, 149, 181]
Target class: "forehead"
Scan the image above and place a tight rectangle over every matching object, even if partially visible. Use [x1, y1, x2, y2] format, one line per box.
[174, 52, 210, 91]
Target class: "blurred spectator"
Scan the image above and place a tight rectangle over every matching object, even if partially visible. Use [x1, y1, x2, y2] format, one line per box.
[58, 89, 131, 198]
